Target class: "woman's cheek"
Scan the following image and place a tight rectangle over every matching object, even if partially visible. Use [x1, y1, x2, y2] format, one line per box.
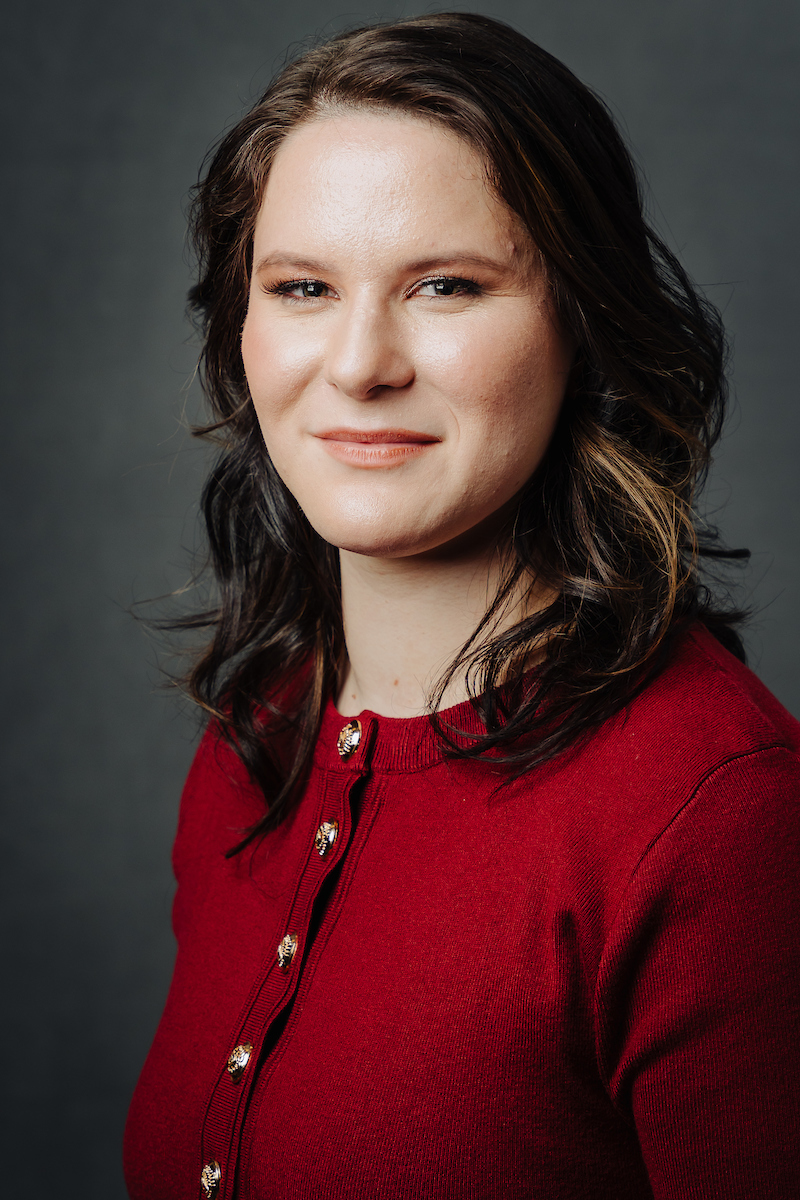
[243, 326, 317, 419]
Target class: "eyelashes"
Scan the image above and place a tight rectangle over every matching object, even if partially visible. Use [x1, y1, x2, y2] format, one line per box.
[262, 275, 483, 301]
[264, 279, 331, 299]
[415, 276, 482, 297]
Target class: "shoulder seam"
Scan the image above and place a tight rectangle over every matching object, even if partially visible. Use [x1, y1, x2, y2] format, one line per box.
[625, 741, 797, 895]
[598, 741, 798, 992]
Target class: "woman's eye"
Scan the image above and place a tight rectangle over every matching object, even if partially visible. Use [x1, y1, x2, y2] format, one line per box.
[416, 276, 480, 298]
[269, 279, 331, 299]
[296, 280, 329, 298]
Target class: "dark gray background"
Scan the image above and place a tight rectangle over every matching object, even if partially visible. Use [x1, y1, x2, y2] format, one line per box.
[2, 1, 797, 1195]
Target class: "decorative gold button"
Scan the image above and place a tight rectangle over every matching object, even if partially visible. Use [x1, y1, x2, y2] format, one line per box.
[314, 819, 339, 858]
[200, 1160, 221, 1198]
[337, 719, 362, 760]
[277, 932, 298, 971]
[226, 1042, 253, 1082]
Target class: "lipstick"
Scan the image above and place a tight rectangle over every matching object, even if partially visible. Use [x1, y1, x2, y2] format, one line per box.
[315, 428, 440, 467]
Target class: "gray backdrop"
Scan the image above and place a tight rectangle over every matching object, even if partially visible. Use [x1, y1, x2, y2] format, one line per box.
[2, 1, 798, 1195]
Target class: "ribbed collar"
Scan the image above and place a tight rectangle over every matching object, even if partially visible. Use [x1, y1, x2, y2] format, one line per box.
[315, 691, 492, 775]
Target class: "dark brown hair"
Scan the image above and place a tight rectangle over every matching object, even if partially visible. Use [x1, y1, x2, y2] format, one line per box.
[180, 11, 746, 843]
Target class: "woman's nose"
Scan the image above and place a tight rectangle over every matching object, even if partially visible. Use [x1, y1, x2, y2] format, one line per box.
[323, 301, 414, 399]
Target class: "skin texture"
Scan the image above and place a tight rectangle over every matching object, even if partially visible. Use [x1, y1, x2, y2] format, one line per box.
[241, 111, 573, 715]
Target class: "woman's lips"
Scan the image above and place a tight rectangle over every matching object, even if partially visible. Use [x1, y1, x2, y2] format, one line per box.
[315, 428, 440, 467]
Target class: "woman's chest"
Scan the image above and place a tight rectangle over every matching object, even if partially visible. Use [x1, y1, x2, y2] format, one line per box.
[126, 756, 646, 1200]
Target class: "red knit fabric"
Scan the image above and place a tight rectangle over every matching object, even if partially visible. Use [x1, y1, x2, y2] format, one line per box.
[124, 625, 800, 1199]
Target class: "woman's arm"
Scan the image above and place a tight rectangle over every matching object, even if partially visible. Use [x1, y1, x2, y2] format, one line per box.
[597, 745, 800, 1198]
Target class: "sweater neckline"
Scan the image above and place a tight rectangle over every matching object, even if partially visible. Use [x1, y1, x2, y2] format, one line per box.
[315, 689, 494, 774]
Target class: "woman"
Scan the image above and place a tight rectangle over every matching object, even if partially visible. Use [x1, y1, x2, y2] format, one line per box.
[125, 13, 800, 1199]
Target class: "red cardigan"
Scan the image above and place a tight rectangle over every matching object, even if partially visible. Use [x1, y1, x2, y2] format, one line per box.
[124, 625, 800, 1199]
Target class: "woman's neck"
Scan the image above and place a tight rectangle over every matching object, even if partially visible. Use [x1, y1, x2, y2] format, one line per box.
[336, 538, 538, 718]
[335, 546, 498, 718]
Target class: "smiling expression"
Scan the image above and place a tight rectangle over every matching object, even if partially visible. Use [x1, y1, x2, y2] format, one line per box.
[241, 110, 573, 559]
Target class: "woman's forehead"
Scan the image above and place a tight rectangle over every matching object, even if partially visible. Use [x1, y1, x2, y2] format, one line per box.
[275, 107, 485, 172]
[254, 111, 526, 265]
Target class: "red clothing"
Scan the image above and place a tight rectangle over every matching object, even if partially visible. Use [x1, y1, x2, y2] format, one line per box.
[125, 625, 800, 1199]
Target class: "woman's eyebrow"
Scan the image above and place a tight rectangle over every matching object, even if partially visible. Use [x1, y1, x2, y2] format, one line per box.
[252, 253, 335, 276]
[402, 253, 513, 275]
[252, 251, 513, 276]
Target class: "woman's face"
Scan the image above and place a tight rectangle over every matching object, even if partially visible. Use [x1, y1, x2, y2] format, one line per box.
[241, 111, 573, 559]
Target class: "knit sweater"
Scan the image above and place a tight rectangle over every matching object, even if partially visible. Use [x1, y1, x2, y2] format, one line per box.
[124, 624, 800, 1199]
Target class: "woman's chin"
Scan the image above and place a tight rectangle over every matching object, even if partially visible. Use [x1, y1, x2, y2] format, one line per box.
[310, 515, 506, 562]
[307, 514, 446, 560]
[303, 491, 517, 563]
[321, 529, 436, 560]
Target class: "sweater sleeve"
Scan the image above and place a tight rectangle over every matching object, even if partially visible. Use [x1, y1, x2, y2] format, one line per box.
[595, 745, 800, 1199]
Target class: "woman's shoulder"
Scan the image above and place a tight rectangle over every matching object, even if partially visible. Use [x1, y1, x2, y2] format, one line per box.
[536, 622, 800, 881]
[170, 721, 264, 873]
[624, 621, 800, 770]
[171, 668, 313, 867]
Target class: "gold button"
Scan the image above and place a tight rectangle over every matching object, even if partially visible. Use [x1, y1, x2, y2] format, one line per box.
[226, 1042, 253, 1082]
[314, 819, 339, 858]
[337, 719, 362, 760]
[200, 1160, 221, 1198]
[277, 932, 298, 972]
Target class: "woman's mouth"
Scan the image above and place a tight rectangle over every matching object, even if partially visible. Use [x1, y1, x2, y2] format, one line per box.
[315, 428, 441, 467]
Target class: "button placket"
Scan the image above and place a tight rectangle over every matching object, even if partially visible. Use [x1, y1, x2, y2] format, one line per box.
[199, 763, 362, 1200]
[234, 717, 384, 1190]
